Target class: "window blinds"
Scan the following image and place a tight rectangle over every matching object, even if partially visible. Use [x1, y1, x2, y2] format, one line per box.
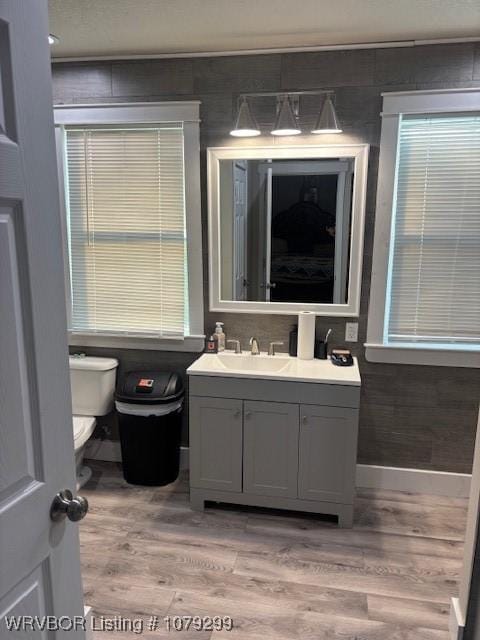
[64, 125, 187, 337]
[386, 115, 480, 346]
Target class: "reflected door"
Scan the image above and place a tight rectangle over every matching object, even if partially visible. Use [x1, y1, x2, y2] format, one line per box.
[264, 166, 273, 301]
[268, 160, 352, 304]
[233, 160, 248, 300]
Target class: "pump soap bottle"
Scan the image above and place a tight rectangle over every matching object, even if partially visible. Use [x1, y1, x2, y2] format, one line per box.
[214, 322, 226, 352]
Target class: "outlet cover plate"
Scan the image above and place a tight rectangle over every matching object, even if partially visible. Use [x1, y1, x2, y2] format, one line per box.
[345, 322, 358, 342]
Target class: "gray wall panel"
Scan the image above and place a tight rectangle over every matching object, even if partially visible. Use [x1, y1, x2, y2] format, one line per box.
[56, 42, 480, 472]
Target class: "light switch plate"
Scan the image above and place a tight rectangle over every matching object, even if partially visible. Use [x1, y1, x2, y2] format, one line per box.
[345, 322, 358, 342]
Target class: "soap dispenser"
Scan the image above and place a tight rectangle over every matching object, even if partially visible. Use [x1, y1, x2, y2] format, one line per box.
[214, 322, 226, 352]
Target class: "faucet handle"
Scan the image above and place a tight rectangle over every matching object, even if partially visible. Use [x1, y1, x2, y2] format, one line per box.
[227, 339, 241, 354]
[268, 341, 284, 356]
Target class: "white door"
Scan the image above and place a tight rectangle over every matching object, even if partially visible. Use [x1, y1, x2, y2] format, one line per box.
[333, 163, 353, 304]
[232, 160, 248, 300]
[0, 2, 86, 638]
[265, 159, 351, 304]
[264, 166, 273, 301]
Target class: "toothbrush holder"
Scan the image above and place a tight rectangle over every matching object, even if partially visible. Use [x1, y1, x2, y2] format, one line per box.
[314, 340, 328, 360]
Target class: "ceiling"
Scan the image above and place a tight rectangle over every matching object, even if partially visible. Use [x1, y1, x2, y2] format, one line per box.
[48, 0, 480, 60]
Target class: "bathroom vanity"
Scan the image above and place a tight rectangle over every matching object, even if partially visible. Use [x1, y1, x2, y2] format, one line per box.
[187, 353, 360, 527]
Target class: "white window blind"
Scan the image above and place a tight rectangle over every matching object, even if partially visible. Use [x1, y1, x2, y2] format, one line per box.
[386, 115, 480, 347]
[64, 125, 188, 337]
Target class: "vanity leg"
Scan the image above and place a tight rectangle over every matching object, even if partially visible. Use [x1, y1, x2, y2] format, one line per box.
[190, 490, 205, 512]
[338, 505, 353, 528]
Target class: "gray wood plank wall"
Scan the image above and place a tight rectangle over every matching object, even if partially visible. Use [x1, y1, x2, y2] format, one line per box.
[57, 42, 480, 473]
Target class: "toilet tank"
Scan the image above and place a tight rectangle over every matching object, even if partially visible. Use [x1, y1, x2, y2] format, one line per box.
[69, 355, 119, 416]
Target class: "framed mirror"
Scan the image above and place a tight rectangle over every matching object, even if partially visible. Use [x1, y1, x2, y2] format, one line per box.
[207, 144, 369, 316]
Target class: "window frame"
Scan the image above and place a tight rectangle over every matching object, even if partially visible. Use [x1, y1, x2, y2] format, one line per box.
[365, 88, 480, 368]
[54, 102, 204, 352]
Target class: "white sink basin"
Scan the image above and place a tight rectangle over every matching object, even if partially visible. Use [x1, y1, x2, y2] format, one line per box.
[212, 353, 291, 373]
[187, 351, 361, 386]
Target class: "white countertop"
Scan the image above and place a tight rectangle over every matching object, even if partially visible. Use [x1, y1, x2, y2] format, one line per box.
[187, 352, 361, 386]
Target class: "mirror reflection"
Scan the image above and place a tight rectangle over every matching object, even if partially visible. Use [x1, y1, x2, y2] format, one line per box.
[219, 158, 354, 304]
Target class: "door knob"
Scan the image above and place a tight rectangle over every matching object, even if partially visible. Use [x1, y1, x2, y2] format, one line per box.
[50, 490, 89, 523]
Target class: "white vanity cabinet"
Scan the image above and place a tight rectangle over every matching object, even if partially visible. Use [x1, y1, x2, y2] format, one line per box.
[188, 364, 360, 527]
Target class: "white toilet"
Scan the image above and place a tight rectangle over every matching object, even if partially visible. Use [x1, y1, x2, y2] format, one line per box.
[69, 355, 119, 488]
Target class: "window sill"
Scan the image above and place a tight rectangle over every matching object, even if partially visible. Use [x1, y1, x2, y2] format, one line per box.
[69, 333, 206, 353]
[365, 343, 480, 368]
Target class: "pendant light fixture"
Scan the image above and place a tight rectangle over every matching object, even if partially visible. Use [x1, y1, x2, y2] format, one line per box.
[229, 90, 343, 138]
[230, 98, 261, 137]
[312, 95, 342, 133]
[271, 96, 301, 136]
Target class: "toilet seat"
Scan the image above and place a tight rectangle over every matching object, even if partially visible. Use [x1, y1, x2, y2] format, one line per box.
[72, 415, 96, 451]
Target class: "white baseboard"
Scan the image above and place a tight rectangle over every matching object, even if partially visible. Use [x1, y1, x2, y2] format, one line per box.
[449, 597, 465, 640]
[356, 464, 471, 498]
[84, 606, 93, 640]
[85, 441, 471, 498]
[84, 438, 120, 463]
[180, 446, 189, 470]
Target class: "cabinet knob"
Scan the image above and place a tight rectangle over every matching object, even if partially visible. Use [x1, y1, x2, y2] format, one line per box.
[245, 411, 252, 419]
[302, 415, 308, 424]
[234, 410, 241, 418]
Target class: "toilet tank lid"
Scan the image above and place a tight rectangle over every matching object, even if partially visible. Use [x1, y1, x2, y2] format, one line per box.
[69, 355, 119, 371]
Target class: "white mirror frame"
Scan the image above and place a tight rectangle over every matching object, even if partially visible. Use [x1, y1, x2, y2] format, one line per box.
[207, 144, 369, 316]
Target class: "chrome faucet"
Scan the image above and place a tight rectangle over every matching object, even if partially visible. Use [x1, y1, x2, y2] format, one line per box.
[227, 339, 241, 354]
[249, 337, 260, 355]
[268, 341, 284, 356]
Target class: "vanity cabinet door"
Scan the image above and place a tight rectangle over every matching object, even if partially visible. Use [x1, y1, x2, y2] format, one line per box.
[243, 401, 299, 498]
[190, 397, 243, 492]
[298, 405, 358, 504]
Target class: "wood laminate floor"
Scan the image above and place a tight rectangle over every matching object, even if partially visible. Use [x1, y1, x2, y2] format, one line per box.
[80, 461, 467, 639]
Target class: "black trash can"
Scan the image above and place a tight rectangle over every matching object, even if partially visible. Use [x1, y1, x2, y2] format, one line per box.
[115, 370, 184, 486]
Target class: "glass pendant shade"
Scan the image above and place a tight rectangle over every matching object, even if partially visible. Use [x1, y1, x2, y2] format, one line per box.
[271, 97, 301, 136]
[312, 96, 342, 133]
[230, 99, 261, 137]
